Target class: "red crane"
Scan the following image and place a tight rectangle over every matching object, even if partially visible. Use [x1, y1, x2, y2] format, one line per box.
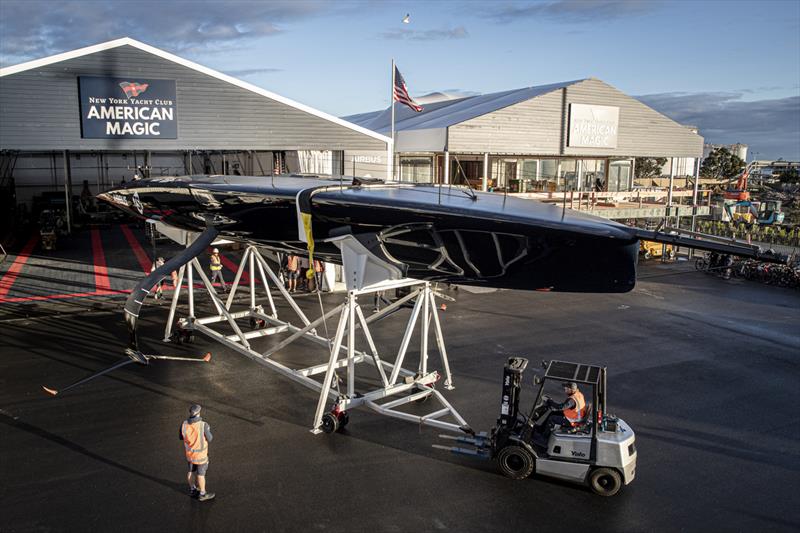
[724, 163, 753, 201]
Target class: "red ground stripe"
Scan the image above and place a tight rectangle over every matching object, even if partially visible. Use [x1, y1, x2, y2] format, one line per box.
[0, 289, 130, 303]
[120, 225, 152, 274]
[219, 253, 256, 284]
[90, 229, 111, 292]
[0, 233, 39, 298]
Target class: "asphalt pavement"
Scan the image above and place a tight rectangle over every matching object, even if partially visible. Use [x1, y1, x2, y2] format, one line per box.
[1, 259, 799, 532]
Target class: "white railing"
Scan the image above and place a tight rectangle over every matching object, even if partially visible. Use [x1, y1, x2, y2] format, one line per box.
[511, 188, 713, 212]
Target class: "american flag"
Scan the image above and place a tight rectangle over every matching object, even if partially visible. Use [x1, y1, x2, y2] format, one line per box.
[119, 81, 149, 98]
[393, 66, 423, 112]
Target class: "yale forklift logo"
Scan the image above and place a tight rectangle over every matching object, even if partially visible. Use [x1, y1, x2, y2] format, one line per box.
[119, 81, 149, 99]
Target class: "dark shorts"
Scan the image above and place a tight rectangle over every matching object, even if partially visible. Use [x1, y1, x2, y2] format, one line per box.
[287, 270, 300, 280]
[188, 461, 209, 476]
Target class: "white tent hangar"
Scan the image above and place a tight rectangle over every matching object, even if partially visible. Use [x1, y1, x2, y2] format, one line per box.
[0, 37, 391, 227]
[347, 78, 703, 195]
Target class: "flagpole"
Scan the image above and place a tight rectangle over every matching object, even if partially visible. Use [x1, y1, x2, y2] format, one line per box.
[390, 58, 396, 181]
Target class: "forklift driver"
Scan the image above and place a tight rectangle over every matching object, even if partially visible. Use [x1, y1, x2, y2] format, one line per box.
[545, 381, 587, 430]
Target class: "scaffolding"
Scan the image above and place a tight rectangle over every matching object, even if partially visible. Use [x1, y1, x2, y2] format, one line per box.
[161, 238, 467, 434]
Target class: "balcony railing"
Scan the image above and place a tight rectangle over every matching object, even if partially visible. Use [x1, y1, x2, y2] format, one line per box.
[513, 188, 710, 209]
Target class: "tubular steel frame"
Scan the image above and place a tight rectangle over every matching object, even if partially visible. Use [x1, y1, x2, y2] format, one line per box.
[163, 243, 466, 434]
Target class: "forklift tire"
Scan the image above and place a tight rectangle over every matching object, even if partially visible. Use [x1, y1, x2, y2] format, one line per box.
[589, 467, 622, 497]
[321, 413, 339, 434]
[643, 251, 651, 260]
[497, 445, 535, 480]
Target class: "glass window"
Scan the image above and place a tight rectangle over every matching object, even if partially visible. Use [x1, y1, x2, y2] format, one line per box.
[399, 157, 433, 183]
[521, 160, 538, 180]
[451, 159, 484, 189]
[608, 160, 632, 192]
[490, 159, 518, 191]
[559, 159, 577, 191]
[520, 160, 539, 192]
[504, 161, 519, 191]
[540, 159, 558, 192]
[581, 160, 607, 191]
[486, 158, 613, 194]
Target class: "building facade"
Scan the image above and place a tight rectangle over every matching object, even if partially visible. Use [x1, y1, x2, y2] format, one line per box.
[0, 38, 390, 219]
[347, 78, 704, 195]
[749, 159, 800, 181]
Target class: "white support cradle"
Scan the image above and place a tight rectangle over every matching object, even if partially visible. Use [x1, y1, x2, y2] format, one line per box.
[161, 237, 467, 435]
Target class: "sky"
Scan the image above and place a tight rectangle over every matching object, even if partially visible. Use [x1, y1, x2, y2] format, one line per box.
[1, 0, 798, 159]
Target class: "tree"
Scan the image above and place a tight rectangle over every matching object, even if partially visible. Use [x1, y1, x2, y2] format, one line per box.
[634, 157, 667, 180]
[700, 148, 745, 180]
[779, 167, 799, 184]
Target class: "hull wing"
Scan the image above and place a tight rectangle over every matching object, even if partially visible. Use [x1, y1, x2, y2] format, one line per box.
[100, 175, 783, 293]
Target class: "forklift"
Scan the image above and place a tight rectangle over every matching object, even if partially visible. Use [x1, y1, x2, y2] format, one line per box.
[436, 358, 637, 496]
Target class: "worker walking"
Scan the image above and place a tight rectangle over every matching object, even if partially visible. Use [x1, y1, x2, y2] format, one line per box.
[286, 254, 300, 293]
[209, 248, 227, 292]
[312, 259, 325, 292]
[180, 404, 215, 501]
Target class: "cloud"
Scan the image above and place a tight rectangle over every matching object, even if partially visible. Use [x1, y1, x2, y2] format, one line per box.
[381, 26, 469, 41]
[636, 91, 800, 160]
[487, 0, 657, 24]
[738, 85, 797, 94]
[224, 67, 283, 77]
[0, 0, 334, 66]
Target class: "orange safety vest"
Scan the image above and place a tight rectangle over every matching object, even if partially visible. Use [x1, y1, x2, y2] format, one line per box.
[210, 254, 222, 271]
[563, 390, 587, 424]
[182, 420, 209, 464]
[287, 255, 299, 271]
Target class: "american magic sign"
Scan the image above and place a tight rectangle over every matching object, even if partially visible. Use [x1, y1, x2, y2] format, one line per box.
[568, 103, 619, 149]
[78, 77, 177, 139]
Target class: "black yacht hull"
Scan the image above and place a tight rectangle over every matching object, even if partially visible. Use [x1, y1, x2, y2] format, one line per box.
[100, 175, 645, 293]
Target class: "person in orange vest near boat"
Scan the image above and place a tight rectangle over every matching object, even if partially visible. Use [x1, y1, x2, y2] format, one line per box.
[286, 254, 300, 293]
[546, 381, 587, 429]
[180, 404, 215, 501]
[209, 248, 227, 292]
[312, 259, 325, 292]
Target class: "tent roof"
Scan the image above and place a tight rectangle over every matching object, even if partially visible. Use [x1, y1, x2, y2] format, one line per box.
[345, 79, 586, 134]
[1, 37, 390, 143]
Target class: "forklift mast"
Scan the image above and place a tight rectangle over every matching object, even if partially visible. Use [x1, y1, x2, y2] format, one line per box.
[599, 366, 607, 426]
[497, 357, 529, 429]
